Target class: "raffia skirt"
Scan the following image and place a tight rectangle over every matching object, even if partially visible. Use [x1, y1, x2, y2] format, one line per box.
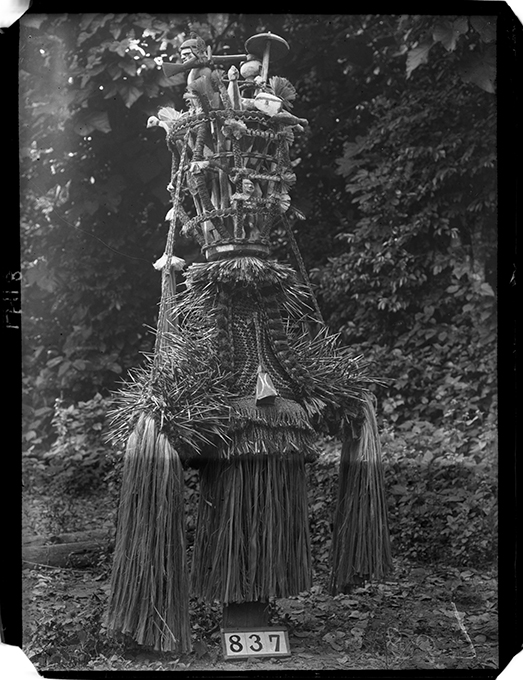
[191, 453, 311, 603]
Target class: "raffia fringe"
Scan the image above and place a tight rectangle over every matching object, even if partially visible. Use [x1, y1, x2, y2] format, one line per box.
[191, 455, 312, 603]
[208, 396, 317, 459]
[107, 414, 191, 653]
[229, 396, 314, 429]
[330, 395, 393, 594]
[226, 426, 317, 459]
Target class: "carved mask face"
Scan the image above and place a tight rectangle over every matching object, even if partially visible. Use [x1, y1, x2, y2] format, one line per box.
[242, 179, 255, 195]
[180, 46, 194, 63]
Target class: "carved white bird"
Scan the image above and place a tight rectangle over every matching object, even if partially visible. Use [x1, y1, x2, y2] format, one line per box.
[147, 107, 182, 134]
[146, 116, 169, 133]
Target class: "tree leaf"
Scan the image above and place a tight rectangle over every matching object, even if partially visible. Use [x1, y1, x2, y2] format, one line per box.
[119, 84, 142, 108]
[336, 139, 366, 177]
[107, 63, 123, 80]
[119, 59, 137, 77]
[26, 261, 57, 292]
[406, 41, 434, 78]
[391, 484, 408, 495]
[58, 360, 72, 378]
[103, 83, 119, 99]
[90, 111, 112, 133]
[433, 22, 459, 52]
[71, 81, 97, 108]
[479, 282, 495, 296]
[470, 16, 496, 44]
[111, 24, 123, 40]
[73, 110, 111, 136]
[79, 14, 98, 32]
[458, 47, 496, 93]
[452, 17, 469, 36]
[46, 356, 64, 368]
[432, 18, 468, 51]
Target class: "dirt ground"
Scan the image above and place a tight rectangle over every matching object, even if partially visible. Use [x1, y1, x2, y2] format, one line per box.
[22, 491, 498, 673]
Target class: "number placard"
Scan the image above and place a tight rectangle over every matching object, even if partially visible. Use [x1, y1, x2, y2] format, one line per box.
[222, 628, 290, 659]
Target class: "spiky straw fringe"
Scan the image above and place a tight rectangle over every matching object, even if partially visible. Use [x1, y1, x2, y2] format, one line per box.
[224, 397, 318, 460]
[330, 395, 392, 594]
[106, 328, 234, 459]
[191, 455, 311, 603]
[185, 257, 301, 296]
[227, 426, 318, 460]
[177, 258, 383, 426]
[288, 325, 382, 404]
[229, 396, 314, 430]
[107, 414, 191, 653]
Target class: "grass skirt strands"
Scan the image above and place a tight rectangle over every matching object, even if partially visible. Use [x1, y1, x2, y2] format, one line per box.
[330, 395, 393, 594]
[107, 414, 191, 653]
[191, 454, 311, 603]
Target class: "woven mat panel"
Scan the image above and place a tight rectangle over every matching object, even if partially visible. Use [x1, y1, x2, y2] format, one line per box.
[230, 295, 297, 400]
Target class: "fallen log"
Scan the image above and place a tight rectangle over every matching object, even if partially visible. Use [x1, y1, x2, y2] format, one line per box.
[23, 529, 111, 547]
[22, 531, 113, 569]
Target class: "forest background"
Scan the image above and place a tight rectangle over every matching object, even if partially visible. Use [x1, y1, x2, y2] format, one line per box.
[12, 10, 516, 672]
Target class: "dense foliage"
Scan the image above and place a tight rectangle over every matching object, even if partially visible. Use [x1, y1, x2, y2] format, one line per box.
[20, 12, 499, 573]
[309, 15, 497, 435]
[20, 12, 497, 452]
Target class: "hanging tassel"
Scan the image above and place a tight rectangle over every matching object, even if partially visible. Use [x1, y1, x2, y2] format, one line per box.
[330, 395, 393, 595]
[107, 414, 191, 653]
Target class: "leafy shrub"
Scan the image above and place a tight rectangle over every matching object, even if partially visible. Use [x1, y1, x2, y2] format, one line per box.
[307, 439, 340, 576]
[381, 418, 497, 567]
[22, 401, 56, 474]
[315, 268, 497, 434]
[307, 418, 497, 572]
[24, 568, 121, 669]
[31, 394, 114, 496]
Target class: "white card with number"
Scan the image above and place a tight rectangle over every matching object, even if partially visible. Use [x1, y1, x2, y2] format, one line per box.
[222, 628, 290, 659]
